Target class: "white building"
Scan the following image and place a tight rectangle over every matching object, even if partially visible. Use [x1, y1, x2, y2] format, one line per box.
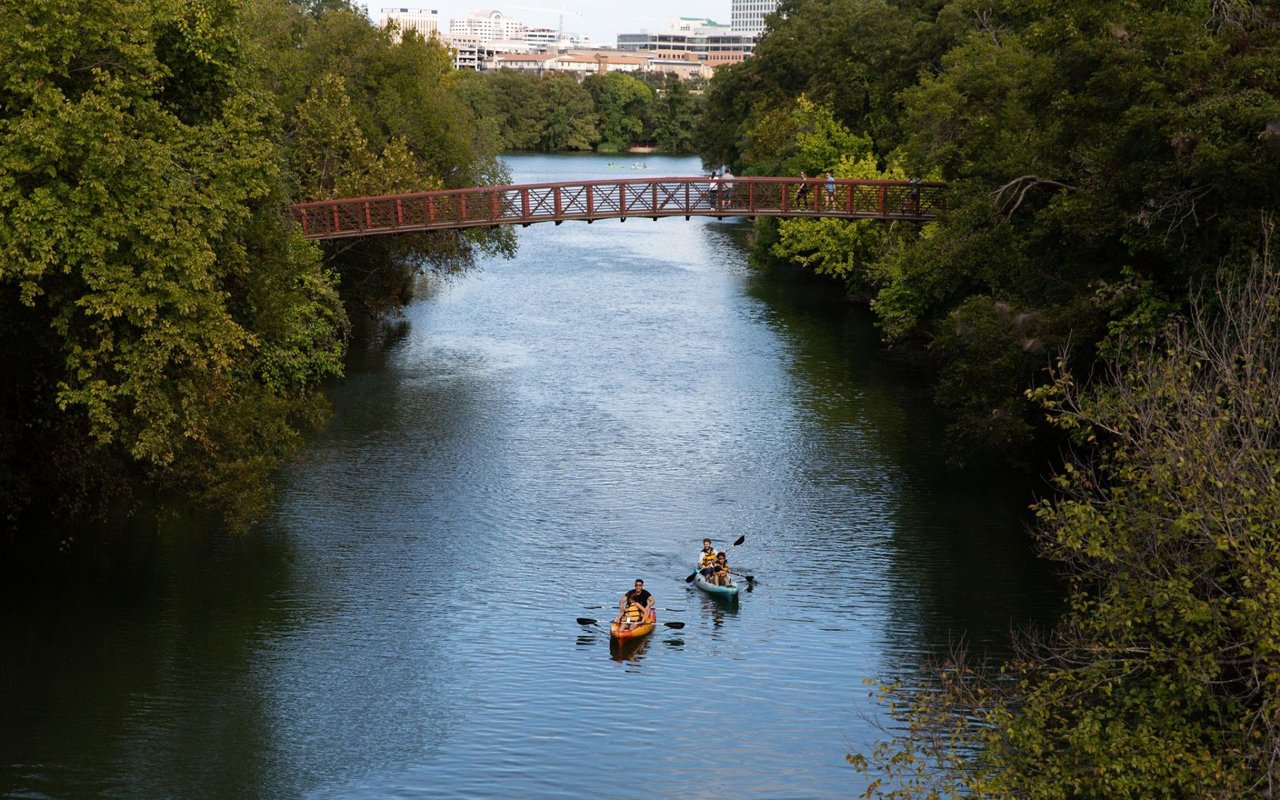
[448, 9, 525, 44]
[617, 17, 755, 66]
[490, 50, 646, 77]
[379, 8, 440, 40]
[730, 0, 778, 37]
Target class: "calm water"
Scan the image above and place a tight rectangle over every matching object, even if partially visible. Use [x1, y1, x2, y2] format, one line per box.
[1, 154, 1059, 798]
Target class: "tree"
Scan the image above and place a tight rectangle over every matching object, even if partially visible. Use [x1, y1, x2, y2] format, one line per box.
[456, 68, 546, 151]
[536, 74, 597, 152]
[0, 0, 347, 529]
[854, 231, 1280, 798]
[651, 74, 699, 153]
[584, 71, 652, 151]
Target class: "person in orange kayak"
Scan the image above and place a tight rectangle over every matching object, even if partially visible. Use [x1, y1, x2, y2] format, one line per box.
[698, 538, 718, 577]
[615, 579, 655, 631]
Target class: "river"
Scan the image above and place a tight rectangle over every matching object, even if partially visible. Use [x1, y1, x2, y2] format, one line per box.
[0, 153, 1059, 798]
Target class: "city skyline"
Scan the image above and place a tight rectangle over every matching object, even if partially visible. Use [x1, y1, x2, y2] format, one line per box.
[361, 1, 734, 45]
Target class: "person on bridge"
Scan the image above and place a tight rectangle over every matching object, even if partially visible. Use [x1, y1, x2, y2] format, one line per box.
[824, 172, 836, 208]
[615, 579, 655, 631]
[721, 169, 735, 206]
[796, 171, 811, 206]
[698, 538, 718, 577]
[708, 172, 720, 208]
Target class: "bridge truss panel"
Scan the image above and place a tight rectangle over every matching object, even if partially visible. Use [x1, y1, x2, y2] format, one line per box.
[291, 177, 946, 240]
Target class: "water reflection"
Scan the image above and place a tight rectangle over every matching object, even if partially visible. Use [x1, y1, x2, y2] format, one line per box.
[609, 635, 650, 664]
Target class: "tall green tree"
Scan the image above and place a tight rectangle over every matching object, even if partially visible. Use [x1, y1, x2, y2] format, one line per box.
[651, 74, 699, 153]
[536, 74, 597, 152]
[707, 0, 1280, 462]
[0, 0, 347, 528]
[584, 72, 652, 151]
[456, 68, 546, 152]
[853, 237, 1280, 799]
[242, 0, 513, 316]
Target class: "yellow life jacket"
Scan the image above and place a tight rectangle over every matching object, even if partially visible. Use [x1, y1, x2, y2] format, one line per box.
[624, 600, 655, 623]
[699, 548, 717, 568]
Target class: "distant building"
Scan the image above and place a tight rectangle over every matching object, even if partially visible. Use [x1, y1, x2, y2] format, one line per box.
[617, 17, 754, 66]
[730, 0, 778, 37]
[490, 50, 646, 77]
[448, 9, 525, 43]
[442, 36, 495, 70]
[379, 7, 440, 40]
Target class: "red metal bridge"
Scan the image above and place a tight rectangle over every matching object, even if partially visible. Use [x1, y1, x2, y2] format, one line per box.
[290, 176, 945, 240]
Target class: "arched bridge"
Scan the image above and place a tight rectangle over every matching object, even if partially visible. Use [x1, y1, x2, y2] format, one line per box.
[290, 176, 945, 240]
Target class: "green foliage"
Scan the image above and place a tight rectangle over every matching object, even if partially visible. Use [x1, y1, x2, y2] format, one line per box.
[0, 0, 349, 528]
[455, 69, 703, 153]
[240, 0, 514, 314]
[651, 74, 700, 153]
[1, 0, 511, 533]
[537, 74, 598, 152]
[764, 105, 897, 282]
[456, 69, 546, 151]
[709, 0, 1280, 466]
[852, 244, 1280, 798]
[584, 72, 652, 151]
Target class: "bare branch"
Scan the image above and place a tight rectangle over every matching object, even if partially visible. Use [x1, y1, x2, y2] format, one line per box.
[992, 175, 1078, 218]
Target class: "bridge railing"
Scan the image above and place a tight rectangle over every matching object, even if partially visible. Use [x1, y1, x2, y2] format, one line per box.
[290, 176, 946, 240]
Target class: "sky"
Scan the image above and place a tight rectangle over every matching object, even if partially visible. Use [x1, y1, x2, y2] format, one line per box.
[359, 1, 733, 46]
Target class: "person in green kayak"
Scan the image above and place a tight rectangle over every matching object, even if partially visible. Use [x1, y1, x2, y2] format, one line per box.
[698, 538, 718, 577]
[615, 579, 655, 631]
[710, 552, 732, 586]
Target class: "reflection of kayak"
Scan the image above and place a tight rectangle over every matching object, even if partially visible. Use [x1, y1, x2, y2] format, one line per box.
[609, 635, 650, 662]
[610, 613, 656, 640]
[693, 568, 740, 598]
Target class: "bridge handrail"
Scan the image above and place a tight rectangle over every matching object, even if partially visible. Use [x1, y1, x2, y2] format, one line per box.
[290, 176, 946, 240]
[290, 176, 947, 209]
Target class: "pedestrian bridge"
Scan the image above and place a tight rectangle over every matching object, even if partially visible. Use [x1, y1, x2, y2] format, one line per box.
[290, 176, 945, 240]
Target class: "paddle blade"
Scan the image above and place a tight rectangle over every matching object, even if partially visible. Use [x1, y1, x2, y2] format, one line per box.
[684, 572, 697, 583]
[733, 534, 746, 546]
[662, 621, 685, 629]
[576, 618, 598, 626]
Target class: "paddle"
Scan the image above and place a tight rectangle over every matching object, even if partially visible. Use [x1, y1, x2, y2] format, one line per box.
[577, 617, 685, 630]
[729, 569, 756, 586]
[685, 534, 747, 582]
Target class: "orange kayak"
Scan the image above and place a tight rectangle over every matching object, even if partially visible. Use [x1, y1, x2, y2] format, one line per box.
[610, 614, 656, 640]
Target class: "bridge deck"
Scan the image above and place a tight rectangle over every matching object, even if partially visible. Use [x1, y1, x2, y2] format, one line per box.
[290, 176, 945, 240]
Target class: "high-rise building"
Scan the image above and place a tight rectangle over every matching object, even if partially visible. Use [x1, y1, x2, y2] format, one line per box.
[448, 9, 526, 44]
[730, 0, 778, 37]
[379, 8, 440, 40]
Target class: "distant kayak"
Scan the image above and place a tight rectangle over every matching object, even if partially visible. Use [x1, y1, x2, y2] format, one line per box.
[693, 568, 740, 598]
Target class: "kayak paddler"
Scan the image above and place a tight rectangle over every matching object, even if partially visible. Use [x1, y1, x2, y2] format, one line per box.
[615, 579, 655, 631]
